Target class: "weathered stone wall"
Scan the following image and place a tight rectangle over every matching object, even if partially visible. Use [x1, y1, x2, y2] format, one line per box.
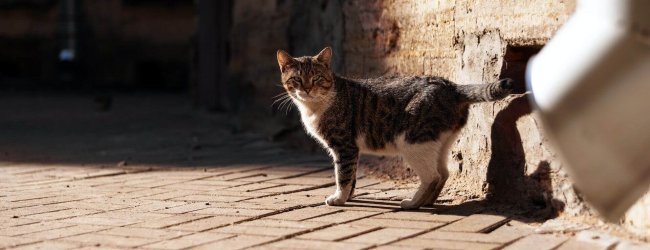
[342, 0, 575, 77]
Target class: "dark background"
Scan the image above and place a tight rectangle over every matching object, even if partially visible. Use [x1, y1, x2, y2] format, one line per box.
[0, 0, 197, 92]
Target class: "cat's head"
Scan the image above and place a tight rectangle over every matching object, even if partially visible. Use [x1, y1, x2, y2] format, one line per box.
[276, 47, 334, 104]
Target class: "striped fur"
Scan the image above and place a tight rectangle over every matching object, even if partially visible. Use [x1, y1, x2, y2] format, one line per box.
[277, 47, 513, 209]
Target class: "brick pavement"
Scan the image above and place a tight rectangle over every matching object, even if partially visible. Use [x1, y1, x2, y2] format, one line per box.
[0, 94, 647, 249]
[2, 163, 645, 250]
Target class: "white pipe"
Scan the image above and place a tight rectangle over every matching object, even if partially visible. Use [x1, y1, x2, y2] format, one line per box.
[526, 0, 650, 222]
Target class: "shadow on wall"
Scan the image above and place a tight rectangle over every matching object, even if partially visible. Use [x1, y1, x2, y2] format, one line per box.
[485, 45, 565, 220]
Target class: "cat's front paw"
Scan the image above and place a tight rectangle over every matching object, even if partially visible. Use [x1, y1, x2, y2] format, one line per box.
[325, 193, 347, 206]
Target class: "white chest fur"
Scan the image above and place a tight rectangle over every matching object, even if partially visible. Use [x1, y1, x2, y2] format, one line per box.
[296, 104, 329, 148]
[297, 101, 400, 157]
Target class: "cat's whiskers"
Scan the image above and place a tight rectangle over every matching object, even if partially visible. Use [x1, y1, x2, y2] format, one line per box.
[272, 91, 288, 98]
[279, 97, 294, 115]
[271, 92, 296, 116]
[283, 99, 294, 115]
[271, 93, 290, 106]
[271, 96, 289, 107]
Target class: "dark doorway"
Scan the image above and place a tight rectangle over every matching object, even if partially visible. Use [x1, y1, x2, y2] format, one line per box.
[499, 45, 543, 94]
[486, 45, 563, 219]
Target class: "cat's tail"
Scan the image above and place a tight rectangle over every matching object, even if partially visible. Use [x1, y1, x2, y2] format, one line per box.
[457, 78, 514, 103]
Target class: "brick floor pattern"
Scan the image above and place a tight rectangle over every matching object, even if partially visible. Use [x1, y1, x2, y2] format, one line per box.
[0, 164, 641, 250]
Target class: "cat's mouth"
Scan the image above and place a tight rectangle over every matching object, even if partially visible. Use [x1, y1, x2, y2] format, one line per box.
[294, 92, 314, 102]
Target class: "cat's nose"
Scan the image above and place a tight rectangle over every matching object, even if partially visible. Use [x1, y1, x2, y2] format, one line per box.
[304, 88, 311, 94]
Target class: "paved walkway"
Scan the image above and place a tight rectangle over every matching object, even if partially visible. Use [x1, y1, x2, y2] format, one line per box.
[0, 94, 646, 249]
[2, 162, 643, 250]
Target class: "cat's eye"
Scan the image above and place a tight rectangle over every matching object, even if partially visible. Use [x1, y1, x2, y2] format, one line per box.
[312, 75, 323, 82]
[289, 77, 302, 84]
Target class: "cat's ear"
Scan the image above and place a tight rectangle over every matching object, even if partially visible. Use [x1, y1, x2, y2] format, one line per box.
[277, 50, 295, 73]
[314, 47, 332, 67]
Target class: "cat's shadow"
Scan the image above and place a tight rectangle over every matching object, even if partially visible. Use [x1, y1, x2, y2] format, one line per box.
[485, 93, 564, 222]
[344, 197, 551, 223]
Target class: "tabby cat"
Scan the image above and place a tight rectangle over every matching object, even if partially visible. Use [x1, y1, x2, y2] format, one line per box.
[276, 47, 513, 209]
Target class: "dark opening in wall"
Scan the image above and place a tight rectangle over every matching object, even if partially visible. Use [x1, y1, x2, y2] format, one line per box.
[500, 45, 542, 94]
[487, 44, 564, 218]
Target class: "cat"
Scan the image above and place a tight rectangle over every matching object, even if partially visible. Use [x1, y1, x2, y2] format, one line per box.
[276, 47, 513, 209]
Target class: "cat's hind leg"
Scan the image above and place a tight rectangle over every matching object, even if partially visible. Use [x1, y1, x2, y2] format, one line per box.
[423, 131, 457, 207]
[399, 141, 443, 210]
[423, 162, 448, 207]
